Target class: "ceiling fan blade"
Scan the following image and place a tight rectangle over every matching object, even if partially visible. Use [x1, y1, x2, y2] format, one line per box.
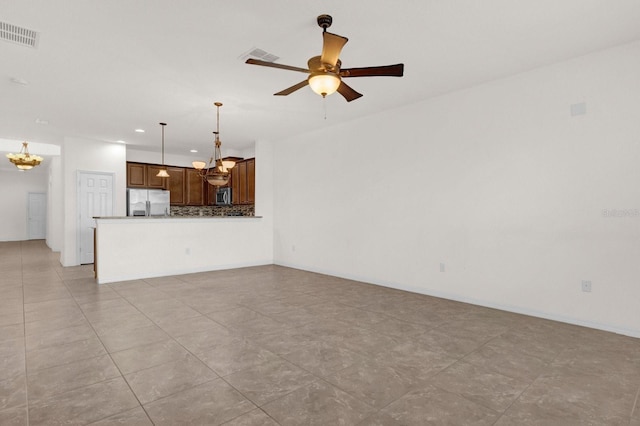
[341, 63, 404, 78]
[274, 80, 309, 96]
[336, 81, 363, 102]
[245, 58, 309, 74]
[320, 32, 348, 68]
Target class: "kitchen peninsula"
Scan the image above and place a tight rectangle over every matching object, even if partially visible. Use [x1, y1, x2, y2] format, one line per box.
[94, 215, 271, 284]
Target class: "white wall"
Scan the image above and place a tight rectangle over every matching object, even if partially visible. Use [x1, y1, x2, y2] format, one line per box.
[46, 156, 63, 251]
[127, 149, 202, 168]
[254, 139, 273, 219]
[273, 41, 640, 337]
[96, 217, 271, 283]
[126, 145, 254, 169]
[0, 168, 47, 241]
[61, 137, 127, 266]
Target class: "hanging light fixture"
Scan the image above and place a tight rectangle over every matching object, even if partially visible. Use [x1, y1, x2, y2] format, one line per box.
[156, 122, 170, 178]
[308, 72, 341, 97]
[307, 57, 341, 97]
[6, 142, 43, 170]
[192, 102, 235, 186]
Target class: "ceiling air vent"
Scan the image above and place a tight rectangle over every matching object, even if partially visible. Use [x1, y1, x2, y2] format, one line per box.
[0, 21, 40, 48]
[239, 47, 279, 63]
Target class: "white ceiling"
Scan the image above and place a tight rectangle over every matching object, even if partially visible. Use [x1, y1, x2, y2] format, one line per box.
[2, 0, 640, 161]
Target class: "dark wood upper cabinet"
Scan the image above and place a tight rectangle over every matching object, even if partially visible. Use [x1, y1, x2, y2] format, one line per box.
[146, 165, 169, 189]
[126, 161, 250, 206]
[246, 158, 255, 204]
[185, 168, 206, 206]
[230, 158, 255, 205]
[127, 162, 169, 189]
[236, 161, 247, 205]
[127, 163, 147, 187]
[166, 166, 186, 205]
[230, 166, 239, 205]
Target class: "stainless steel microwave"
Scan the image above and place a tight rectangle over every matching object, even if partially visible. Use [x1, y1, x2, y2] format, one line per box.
[216, 187, 231, 205]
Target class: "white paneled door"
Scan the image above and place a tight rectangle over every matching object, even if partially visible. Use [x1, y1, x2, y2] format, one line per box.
[28, 192, 47, 240]
[78, 172, 113, 264]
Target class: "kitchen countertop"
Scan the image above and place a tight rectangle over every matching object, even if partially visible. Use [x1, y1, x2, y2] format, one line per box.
[95, 215, 261, 219]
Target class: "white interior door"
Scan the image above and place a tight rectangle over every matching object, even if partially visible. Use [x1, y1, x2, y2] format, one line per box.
[28, 192, 47, 240]
[78, 172, 113, 264]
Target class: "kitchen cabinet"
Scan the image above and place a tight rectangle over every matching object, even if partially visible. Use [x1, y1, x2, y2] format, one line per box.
[231, 161, 246, 205]
[147, 165, 169, 189]
[127, 163, 147, 187]
[127, 161, 232, 206]
[167, 166, 186, 205]
[126, 162, 168, 189]
[246, 158, 255, 204]
[231, 158, 255, 205]
[185, 168, 206, 206]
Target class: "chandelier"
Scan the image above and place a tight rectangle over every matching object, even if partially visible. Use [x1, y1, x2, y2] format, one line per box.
[6, 142, 43, 170]
[192, 102, 235, 186]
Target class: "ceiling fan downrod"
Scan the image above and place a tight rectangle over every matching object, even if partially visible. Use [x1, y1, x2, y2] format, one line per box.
[317, 14, 332, 32]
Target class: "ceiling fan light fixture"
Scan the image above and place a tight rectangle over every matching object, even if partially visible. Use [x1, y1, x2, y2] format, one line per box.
[246, 15, 403, 102]
[308, 72, 340, 97]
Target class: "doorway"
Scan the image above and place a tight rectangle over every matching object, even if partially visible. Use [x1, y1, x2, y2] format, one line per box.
[77, 171, 113, 264]
[28, 192, 47, 240]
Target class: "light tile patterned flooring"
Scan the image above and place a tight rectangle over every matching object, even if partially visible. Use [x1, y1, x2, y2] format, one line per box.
[1, 240, 639, 425]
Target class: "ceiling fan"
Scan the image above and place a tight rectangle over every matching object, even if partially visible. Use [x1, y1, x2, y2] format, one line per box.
[246, 14, 404, 102]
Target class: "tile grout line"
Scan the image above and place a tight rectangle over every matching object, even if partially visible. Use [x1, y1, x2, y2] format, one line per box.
[489, 339, 570, 425]
[58, 275, 158, 425]
[124, 277, 276, 423]
[95, 277, 264, 419]
[219, 407, 281, 425]
[20, 241, 30, 426]
[630, 382, 640, 424]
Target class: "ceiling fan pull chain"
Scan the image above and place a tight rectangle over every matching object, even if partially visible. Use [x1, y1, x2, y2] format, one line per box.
[323, 96, 327, 120]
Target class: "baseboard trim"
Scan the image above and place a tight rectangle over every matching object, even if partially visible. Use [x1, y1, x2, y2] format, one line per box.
[96, 260, 273, 284]
[275, 260, 640, 339]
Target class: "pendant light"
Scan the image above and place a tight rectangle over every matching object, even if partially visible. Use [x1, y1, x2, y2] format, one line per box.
[156, 122, 169, 177]
[6, 142, 43, 170]
[192, 102, 235, 186]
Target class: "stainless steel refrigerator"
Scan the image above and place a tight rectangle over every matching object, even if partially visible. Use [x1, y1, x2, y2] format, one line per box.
[127, 189, 170, 216]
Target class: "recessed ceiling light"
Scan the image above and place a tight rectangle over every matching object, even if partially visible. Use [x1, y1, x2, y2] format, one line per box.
[35, 118, 49, 125]
[190, 149, 198, 153]
[134, 129, 145, 133]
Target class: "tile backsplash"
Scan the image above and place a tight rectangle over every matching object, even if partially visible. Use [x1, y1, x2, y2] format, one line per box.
[170, 204, 255, 217]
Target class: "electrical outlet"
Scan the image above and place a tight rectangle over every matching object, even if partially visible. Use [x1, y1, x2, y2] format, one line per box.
[185, 247, 191, 255]
[439, 263, 445, 273]
[581, 280, 592, 292]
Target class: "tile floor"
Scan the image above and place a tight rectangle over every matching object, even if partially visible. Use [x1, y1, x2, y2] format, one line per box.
[1, 240, 639, 425]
